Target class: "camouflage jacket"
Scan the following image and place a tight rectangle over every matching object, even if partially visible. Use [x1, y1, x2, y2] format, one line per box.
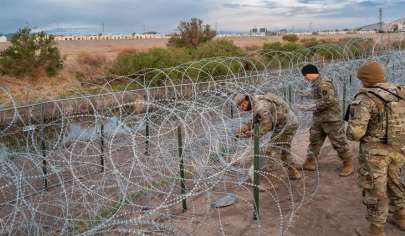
[311, 77, 342, 122]
[242, 93, 298, 137]
[347, 82, 401, 143]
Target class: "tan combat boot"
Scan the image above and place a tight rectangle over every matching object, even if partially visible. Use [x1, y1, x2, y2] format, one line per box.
[288, 167, 302, 180]
[355, 224, 385, 236]
[302, 158, 316, 171]
[388, 208, 405, 231]
[339, 160, 354, 177]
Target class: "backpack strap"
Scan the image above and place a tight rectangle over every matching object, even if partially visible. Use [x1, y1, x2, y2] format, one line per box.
[368, 86, 404, 101]
[354, 89, 389, 144]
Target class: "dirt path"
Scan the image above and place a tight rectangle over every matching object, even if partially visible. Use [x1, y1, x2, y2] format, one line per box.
[161, 131, 404, 236]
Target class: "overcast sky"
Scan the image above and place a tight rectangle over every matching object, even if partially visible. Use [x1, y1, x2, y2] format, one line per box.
[1, 0, 404, 34]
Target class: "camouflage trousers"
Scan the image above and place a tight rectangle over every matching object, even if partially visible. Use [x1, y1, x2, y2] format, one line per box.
[307, 120, 352, 161]
[358, 142, 405, 227]
[265, 122, 298, 167]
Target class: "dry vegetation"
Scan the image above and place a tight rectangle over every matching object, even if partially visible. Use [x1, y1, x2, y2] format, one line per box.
[0, 33, 404, 106]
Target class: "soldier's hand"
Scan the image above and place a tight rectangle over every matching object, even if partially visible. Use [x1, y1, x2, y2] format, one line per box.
[235, 127, 252, 138]
[235, 128, 243, 138]
[242, 129, 252, 138]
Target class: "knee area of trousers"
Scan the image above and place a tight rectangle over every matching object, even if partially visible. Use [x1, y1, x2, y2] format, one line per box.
[363, 190, 388, 206]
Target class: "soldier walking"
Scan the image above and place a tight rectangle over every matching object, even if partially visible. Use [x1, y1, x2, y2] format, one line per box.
[234, 92, 302, 181]
[347, 61, 405, 236]
[300, 64, 354, 177]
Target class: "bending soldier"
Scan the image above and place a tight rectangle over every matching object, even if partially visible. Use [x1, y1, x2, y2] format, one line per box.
[347, 61, 405, 236]
[234, 92, 302, 181]
[300, 64, 354, 177]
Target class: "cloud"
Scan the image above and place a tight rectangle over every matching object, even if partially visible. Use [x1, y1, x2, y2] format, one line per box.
[0, 0, 404, 34]
[0, 0, 219, 34]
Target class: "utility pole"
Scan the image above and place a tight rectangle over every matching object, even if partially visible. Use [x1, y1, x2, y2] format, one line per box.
[102, 22, 105, 35]
[379, 8, 384, 46]
[379, 8, 383, 33]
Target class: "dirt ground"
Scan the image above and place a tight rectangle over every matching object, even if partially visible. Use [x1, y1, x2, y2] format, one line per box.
[162, 131, 404, 236]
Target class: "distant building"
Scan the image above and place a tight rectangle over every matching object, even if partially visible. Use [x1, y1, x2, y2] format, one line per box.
[388, 18, 405, 32]
[53, 33, 168, 41]
[0, 36, 7, 43]
[251, 27, 258, 33]
[279, 29, 288, 35]
[250, 27, 268, 36]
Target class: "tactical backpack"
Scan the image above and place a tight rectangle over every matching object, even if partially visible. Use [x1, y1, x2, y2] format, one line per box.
[359, 85, 405, 145]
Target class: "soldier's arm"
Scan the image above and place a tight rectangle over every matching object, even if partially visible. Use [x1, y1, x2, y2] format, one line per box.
[346, 95, 373, 141]
[255, 110, 273, 137]
[297, 89, 312, 97]
[315, 83, 336, 112]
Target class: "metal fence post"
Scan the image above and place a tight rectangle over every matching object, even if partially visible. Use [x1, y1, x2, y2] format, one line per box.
[145, 118, 150, 156]
[283, 86, 288, 101]
[40, 104, 48, 191]
[253, 122, 260, 221]
[178, 125, 187, 212]
[230, 104, 234, 119]
[342, 79, 347, 120]
[100, 121, 105, 173]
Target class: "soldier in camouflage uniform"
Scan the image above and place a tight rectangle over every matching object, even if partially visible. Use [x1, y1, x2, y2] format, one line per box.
[234, 92, 302, 180]
[300, 64, 354, 177]
[347, 61, 405, 236]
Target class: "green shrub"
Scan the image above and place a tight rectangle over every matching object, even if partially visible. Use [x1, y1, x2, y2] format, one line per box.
[312, 43, 344, 60]
[111, 39, 247, 82]
[0, 27, 63, 77]
[262, 42, 283, 51]
[261, 42, 309, 68]
[282, 34, 299, 43]
[193, 39, 245, 59]
[183, 39, 247, 80]
[110, 47, 192, 76]
[300, 38, 321, 48]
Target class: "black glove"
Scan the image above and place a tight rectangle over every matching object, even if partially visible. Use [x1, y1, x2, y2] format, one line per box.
[344, 105, 351, 122]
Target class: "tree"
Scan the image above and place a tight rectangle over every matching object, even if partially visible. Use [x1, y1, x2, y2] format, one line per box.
[168, 18, 217, 48]
[0, 28, 63, 77]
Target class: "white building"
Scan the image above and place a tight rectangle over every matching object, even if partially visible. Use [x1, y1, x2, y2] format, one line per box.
[53, 33, 168, 41]
[0, 36, 7, 43]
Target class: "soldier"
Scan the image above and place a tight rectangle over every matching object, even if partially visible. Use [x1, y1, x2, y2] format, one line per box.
[346, 61, 405, 236]
[300, 64, 354, 177]
[234, 92, 302, 181]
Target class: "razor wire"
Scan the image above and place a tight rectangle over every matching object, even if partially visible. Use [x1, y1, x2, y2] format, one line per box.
[0, 40, 405, 235]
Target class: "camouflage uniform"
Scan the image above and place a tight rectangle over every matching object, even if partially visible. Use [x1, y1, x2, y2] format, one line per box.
[307, 77, 352, 161]
[347, 82, 405, 227]
[239, 93, 298, 167]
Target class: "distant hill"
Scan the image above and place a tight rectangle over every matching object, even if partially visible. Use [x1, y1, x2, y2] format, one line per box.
[357, 17, 405, 32]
